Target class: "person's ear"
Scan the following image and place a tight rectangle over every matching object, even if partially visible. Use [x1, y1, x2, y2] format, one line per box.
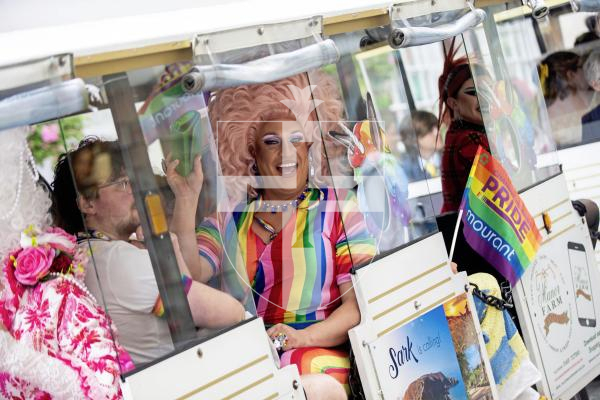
[566, 69, 577, 82]
[77, 196, 96, 217]
[592, 80, 600, 92]
[447, 97, 459, 111]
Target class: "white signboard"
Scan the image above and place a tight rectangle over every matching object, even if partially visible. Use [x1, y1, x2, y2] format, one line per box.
[349, 234, 498, 400]
[519, 224, 600, 398]
[369, 294, 494, 400]
[515, 173, 600, 399]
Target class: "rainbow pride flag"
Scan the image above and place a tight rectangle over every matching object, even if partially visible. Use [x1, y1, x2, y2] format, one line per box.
[460, 147, 542, 286]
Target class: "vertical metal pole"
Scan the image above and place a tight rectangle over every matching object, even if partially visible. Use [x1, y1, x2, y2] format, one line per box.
[532, 17, 548, 54]
[481, 6, 507, 79]
[393, 50, 416, 114]
[336, 54, 366, 122]
[103, 72, 197, 347]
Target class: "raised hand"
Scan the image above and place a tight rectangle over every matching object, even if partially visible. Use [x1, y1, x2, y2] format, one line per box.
[163, 153, 203, 201]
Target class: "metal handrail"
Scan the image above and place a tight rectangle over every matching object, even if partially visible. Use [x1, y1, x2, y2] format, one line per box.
[388, 8, 487, 48]
[182, 39, 339, 93]
[0, 78, 91, 131]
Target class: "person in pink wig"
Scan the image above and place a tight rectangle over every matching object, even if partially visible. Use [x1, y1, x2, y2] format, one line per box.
[168, 72, 376, 399]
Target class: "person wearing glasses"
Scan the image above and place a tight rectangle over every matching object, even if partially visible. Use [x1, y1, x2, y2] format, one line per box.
[51, 138, 245, 366]
[581, 49, 600, 144]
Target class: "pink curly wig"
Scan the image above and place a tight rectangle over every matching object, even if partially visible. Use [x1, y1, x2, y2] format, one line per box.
[208, 71, 347, 199]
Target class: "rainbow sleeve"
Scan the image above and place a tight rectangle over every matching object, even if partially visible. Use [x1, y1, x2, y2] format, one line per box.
[152, 275, 193, 317]
[196, 216, 223, 275]
[335, 190, 376, 284]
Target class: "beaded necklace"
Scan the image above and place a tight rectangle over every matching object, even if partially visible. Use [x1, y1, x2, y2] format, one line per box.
[256, 185, 311, 214]
[39, 229, 103, 304]
[46, 272, 98, 304]
[252, 187, 327, 242]
[253, 186, 310, 241]
[0, 144, 38, 221]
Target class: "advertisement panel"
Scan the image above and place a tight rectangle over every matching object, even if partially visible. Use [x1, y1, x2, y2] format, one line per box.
[370, 295, 493, 400]
[517, 221, 600, 398]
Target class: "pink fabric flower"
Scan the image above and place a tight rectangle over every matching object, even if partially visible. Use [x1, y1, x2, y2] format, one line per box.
[40, 124, 59, 143]
[49, 253, 72, 275]
[13, 246, 55, 286]
[37, 227, 76, 254]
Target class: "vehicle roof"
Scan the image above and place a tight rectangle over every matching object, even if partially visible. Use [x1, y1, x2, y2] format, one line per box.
[0, 0, 389, 67]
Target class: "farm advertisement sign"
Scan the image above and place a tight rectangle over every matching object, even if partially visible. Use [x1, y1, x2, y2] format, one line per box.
[520, 224, 600, 398]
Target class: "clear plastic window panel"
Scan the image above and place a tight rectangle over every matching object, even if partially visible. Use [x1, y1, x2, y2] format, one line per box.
[522, 5, 600, 147]
[307, 55, 440, 257]
[52, 67, 255, 372]
[147, 26, 442, 349]
[463, 8, 562, 191]
[179, 36, 377, 338]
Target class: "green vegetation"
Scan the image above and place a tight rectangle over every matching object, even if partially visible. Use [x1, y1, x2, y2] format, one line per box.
[28, 116, 84, 165]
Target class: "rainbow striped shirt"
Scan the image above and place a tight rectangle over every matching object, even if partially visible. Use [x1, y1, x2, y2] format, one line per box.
[197, 188, 376, 329]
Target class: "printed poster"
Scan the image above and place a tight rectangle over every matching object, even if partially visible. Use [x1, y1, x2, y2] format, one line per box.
[521, 224, 600, 397]
[370, 295, 493, 400]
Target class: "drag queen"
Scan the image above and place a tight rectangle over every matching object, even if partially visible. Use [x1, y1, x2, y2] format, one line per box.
[168, 72, 376, 399]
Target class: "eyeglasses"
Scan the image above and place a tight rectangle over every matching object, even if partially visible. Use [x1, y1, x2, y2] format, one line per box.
[98, 178, 131, 192]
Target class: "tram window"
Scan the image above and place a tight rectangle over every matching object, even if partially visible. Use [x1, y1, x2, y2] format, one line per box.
[461, 16, 561, 191]
[495, 19, 543, 83]
[185, 58, 439, 388]
[347, 41, 446, 227]
[312, 44, 441, 252]
[399, 43, 444, 114]
[492, 6, 600, 149]
[47, 66, 254, 371]
[352, 43, 445, 176]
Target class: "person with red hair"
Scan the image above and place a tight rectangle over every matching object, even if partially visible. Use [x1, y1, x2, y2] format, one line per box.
[435, 41, 518, 319]
[438, 40, 491, 213]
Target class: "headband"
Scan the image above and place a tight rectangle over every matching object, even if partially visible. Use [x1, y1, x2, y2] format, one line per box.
[444, 63, 472, 100]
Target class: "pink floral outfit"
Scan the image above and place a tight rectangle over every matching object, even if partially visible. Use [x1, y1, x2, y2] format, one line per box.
[0, 227, 134, 399]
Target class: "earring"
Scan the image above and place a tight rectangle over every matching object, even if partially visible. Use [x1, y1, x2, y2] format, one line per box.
[454, 110, 462, 122]
[251, 162, 258, 175]
[309, 153, 315, 179]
